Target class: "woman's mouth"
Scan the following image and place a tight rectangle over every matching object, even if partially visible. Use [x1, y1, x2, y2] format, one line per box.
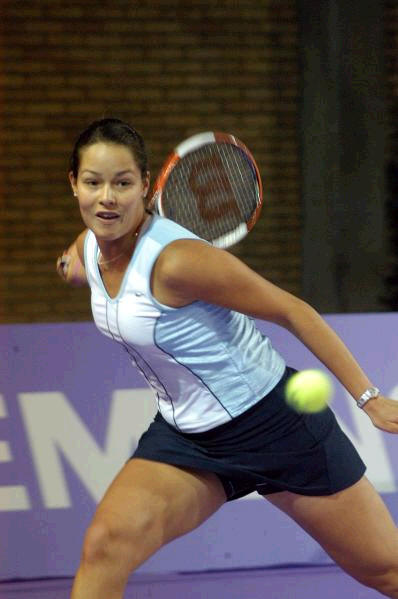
[96, 211, 120, 222]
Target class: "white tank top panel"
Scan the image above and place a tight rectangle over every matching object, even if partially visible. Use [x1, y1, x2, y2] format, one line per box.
[84, 215, 286, 433]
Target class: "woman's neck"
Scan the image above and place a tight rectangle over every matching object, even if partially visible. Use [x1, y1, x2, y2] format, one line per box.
[97, 213, 149, 270]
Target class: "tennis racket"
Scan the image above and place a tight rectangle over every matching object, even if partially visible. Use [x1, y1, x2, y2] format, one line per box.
[149, 131, 263, 248]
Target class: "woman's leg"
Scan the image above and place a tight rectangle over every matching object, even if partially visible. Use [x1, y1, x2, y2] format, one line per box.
[71, 458, 226, 599]
[265, 476, 398, 598]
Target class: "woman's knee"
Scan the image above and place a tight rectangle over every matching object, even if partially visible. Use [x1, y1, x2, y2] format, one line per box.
[348, 557, 398, 599]
[81, 502, 165, 567]
[363, 565, 398, 598]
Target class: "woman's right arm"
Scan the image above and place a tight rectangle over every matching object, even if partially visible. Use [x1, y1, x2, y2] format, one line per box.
[56, 229, 89, 286]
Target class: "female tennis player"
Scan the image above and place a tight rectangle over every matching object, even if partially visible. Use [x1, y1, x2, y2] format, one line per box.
[57, 118, 398, 599]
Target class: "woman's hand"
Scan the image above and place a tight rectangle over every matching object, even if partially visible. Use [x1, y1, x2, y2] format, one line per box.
[56, 252, 70, 281]
[56, 242, 87, 286]
[363, 396, 398, 434]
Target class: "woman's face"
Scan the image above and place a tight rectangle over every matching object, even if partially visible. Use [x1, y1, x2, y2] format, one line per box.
[70, 142, 150, 241]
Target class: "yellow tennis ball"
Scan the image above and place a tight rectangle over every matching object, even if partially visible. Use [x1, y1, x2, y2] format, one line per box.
[285, 369, 332, 413]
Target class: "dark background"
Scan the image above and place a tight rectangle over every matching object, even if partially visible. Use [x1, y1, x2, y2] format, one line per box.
[0, 0, 396, 323]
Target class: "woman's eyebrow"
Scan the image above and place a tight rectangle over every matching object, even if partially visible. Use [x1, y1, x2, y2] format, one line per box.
[80, 169, 135, 176]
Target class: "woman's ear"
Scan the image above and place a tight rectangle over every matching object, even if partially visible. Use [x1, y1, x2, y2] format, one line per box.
[143, 170, 150, 199]
[69, 171, 78, 197]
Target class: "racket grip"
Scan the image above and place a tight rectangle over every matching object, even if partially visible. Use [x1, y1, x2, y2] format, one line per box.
[57, 244, 87, 286]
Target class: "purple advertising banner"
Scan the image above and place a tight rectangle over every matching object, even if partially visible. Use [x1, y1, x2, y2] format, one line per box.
[1, 314, 398, 581]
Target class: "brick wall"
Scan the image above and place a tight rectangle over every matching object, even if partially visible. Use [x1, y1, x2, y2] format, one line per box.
[1, 0, 300, 323]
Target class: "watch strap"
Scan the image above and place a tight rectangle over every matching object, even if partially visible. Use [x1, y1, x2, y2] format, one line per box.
[357, 386, 380, 409]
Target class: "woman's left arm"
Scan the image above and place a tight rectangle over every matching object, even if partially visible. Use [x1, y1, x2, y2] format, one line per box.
[154, 240, 398, 433]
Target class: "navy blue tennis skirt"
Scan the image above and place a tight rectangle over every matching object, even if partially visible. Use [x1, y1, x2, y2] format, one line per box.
[131, 367, 366, 501]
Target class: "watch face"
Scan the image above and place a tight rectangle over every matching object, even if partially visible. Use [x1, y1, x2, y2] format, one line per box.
[357, 387, 380, 408]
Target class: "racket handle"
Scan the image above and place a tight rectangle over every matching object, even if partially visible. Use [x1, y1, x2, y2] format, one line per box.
[57, 243, 87, 286]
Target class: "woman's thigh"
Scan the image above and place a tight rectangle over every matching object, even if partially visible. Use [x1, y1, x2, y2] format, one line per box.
[264, 476, 398, 586]
[91, 458, 227, 554]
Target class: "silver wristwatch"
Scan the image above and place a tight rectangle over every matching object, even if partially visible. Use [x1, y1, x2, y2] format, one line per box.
[356, 386, 380, 409]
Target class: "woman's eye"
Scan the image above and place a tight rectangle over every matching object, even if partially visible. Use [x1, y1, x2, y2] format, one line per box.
[117, 180, 132, 187]
[84, 180, 98, 186]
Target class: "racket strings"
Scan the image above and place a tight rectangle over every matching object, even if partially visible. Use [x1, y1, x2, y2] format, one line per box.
[163, 143, 259, 242]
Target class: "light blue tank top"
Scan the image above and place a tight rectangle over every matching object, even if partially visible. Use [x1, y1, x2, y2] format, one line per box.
[84, 215, 285, 432]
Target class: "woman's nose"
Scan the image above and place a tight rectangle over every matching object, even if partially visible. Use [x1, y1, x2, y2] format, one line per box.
[100, 184, 115, 205]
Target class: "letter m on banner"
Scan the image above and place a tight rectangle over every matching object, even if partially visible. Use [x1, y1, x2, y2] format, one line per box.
[18, 390, 156, 509]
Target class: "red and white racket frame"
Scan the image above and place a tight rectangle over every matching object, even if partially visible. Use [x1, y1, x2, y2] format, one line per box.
[149, 131, 263, 247]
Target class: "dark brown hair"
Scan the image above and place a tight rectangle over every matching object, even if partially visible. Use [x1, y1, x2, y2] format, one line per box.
[69, 118, 148, 179]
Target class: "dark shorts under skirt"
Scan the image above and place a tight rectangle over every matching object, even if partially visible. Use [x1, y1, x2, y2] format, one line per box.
[131, 367, 366, 501]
